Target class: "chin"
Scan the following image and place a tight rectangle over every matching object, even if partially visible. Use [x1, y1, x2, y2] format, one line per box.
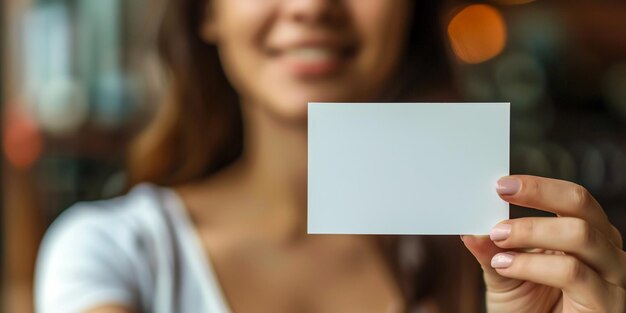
[257, 88, 361, 126]
[269, 99, 311, 126]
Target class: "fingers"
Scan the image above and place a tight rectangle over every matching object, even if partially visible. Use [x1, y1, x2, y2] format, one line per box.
[461, 235, 502, 269]
[490, 217, 626, 286]
[460, 235, 521, 292]
[496, 175, 621, 246]
[491, 252, 617, 309]
[486, 175, 626, 310]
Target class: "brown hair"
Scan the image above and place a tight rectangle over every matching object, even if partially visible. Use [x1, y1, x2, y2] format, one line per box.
[129, 0, 482, 311]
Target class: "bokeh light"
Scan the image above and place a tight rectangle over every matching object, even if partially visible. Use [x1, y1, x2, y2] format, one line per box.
[603, 62, 626, 120]
[34, 78, 88, 137]
[92, 70, 137, 130]
[598, 142, 626, 195]
[495, 52, 546, 111]
[540, 143, 576, 181]
[511, 144, 552, 177]
[447, 4, 507, 64]
[3, 105, 44, 170]
[575, 143, 606, 192]
[492, 0, 536, 5]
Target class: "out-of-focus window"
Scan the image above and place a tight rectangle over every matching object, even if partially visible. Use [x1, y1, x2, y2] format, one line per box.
[2, 0, 164, 311]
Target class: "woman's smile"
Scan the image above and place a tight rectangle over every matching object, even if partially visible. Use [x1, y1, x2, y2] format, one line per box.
[266, 38, 358, 79]
[205, 0, 413, 118]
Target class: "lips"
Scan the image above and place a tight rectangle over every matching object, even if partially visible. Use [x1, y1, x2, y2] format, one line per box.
[282, 47, 341, 62]
[267, 41, 357, 78]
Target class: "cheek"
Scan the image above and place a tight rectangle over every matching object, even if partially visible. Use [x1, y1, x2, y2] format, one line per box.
[350, 0, 412, 81]
[213, 1, 274, 94]
[214, 0, 273, 37]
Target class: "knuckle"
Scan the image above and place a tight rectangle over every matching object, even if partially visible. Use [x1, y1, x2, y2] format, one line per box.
[568, 219, 595, 248]
[513, 254, 531, 273]
[609, 287, 626, 313]
[523, 177, 541, 198]
[562, 256, 586, 284]
[570, 184, 591, 208]
[513, 219, 535, 243]
[610, 225, 623, 249]
[619, 251, 626, 285]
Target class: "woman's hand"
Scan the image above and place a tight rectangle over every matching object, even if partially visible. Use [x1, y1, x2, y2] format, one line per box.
[462, 175, 626, 312]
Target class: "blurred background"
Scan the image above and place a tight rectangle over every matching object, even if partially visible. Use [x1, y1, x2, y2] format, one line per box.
[1, 0, 626, 312]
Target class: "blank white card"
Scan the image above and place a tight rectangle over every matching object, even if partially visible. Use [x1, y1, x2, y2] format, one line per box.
[307, 103, 510, 235]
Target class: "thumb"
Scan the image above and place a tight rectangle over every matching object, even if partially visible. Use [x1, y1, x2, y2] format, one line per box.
[461, 235, 520, 291]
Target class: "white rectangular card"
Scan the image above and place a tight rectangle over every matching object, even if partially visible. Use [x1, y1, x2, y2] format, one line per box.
[307, 103, 510, 235]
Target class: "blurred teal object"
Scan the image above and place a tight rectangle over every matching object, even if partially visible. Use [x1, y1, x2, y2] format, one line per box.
[22, 2, 71, 105]
[91, 70, 138, 130]
[77, 0, 139, 130]
[22, 2, 90, 136]
[36, 78, 88, 136]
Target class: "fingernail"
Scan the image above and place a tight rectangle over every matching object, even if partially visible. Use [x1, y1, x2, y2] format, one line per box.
[491, 252, 515, 269]
[490, 224, 511, 241]
[496, 177, 521, 195]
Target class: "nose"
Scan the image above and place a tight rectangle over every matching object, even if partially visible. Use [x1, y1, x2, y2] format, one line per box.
[283, 0, 343, 26]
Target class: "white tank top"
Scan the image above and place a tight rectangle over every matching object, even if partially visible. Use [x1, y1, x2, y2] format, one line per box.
[35, 183, 232, 313]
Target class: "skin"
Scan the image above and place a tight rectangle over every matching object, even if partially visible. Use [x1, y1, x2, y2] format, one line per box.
[84, 0, 626, 312]
[463, 176, 626, 312]
[203, 0, 412, 121]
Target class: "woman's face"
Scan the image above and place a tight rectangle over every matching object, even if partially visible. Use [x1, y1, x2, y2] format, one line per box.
[202, 0, 413, 121]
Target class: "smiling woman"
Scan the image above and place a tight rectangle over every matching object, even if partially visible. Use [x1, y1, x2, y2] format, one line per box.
[33, 0, 626, 312]
[129, 0, 452, 186]
[36, 1, 475, 312]
[200, 0, 413, 119]
[127, 0, 475, 311]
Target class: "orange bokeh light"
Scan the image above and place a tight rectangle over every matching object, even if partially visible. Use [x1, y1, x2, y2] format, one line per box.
[493, 0, 536, 5]
[3, 105, 44, 170]
[448, 4, 507, 64]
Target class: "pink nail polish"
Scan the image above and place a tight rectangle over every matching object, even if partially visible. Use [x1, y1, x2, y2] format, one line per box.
[491, 253, 515, 268]
[496, 178, 521, 195]
[490, 224, 511, 241]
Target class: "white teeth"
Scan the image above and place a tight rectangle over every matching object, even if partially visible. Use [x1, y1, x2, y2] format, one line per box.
[286, 47, 335, 61]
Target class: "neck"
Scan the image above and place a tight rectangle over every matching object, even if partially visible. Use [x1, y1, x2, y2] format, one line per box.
[236, 102, 308, 212]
